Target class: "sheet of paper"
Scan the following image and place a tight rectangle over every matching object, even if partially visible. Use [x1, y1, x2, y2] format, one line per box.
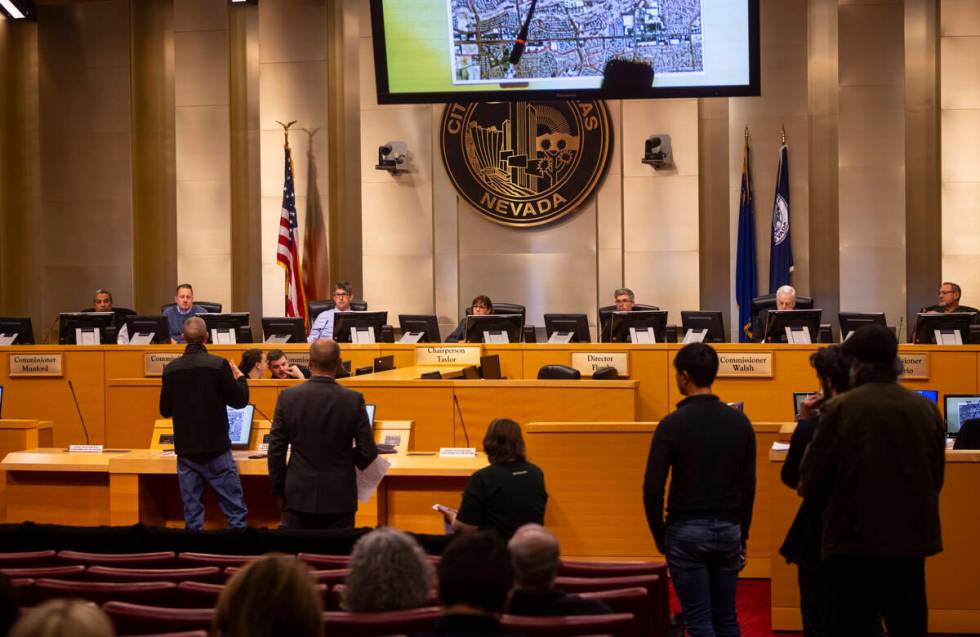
[356, 455, 390, 502]
[771, 442, 790, 451]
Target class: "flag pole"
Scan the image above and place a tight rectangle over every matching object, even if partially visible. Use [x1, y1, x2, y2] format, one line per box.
[780, 124, 786, 145]
[276, 119, 298, 146]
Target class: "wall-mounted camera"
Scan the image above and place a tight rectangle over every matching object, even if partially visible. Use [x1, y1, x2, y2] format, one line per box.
[376, 141, 408, 174]
[642, 135, 673, 170]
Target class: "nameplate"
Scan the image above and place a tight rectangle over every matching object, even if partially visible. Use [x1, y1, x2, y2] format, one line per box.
[717, 352, 773, 378]
[439, 447, 477, 458]
[570, 352, 629, 377]
[9, 353, 64, 377]
[416, 346, 481, 366]
[899, 352, 929, 379]
[68, 444, 103, 453]
[144, 352, 180, 376]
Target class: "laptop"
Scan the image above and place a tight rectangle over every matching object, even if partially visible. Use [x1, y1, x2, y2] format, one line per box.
[914, 389, 938, 403]
[793, 392, 817, 419]
[480, 355, 503, 380]
[226, 404, 255, 450]
[367, 403, 397, 454]
[365, 403, 376, 428]
[944, 394, 980, 437]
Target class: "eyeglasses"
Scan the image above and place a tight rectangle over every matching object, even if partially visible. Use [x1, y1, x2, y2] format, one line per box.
[334, 292, 350, 298]
[939, 290, 955, 296]
[472, 305, 489, 310]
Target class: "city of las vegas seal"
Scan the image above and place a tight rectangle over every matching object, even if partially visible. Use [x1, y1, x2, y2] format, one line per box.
[441, 100, 612, 227]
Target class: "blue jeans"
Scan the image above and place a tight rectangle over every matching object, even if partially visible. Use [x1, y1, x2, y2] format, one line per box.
[177, 451, 247, 531]
[665, 519, 742, 637]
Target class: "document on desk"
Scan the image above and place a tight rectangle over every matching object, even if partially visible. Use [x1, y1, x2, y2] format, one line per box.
[356, 456, 390, 502]
[771, 442, 790, 451]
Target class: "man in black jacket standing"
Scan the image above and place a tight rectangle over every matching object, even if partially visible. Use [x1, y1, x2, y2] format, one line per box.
[159, 316, 249, 530]
[268, 338, 378, 530]
[643, 342, 756, 636]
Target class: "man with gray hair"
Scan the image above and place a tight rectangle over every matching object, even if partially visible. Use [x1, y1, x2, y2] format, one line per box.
[506, 524, 611, 616]
[753, 284, 798, 341]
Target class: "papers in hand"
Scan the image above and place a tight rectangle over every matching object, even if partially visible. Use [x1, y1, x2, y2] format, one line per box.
[356, 455, 390, 502]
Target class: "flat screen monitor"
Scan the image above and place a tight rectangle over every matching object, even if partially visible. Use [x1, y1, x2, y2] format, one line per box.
[0, 385, 4, 418]
[261, 317, 306, 343]
[123, 315, 171, 345]
[373, 355, 395, 373]
[226, 404, 255, 449]
[915, 389, 938, 403]
[839, 312, 887, 341]
[365, 403, 376, 429]
[334, 312, 389, 343]
[0, 317, 34, 345]
[793, 392, 817, 419]
[370, 0, 760, 103]
[944, 394, 980, 436]
[763, 310, 823, 344]
[58, 312, 116, 345]
[913, 312, 976, 345]
[398, 314, 442, 343]
[202, 313, 253, 344]
[608, 310, 668, 343]
[465, 314, 524, 344]
[680, 311, 727, 342]
[543, 314, 591, 343]
[480, 354, 503, 379]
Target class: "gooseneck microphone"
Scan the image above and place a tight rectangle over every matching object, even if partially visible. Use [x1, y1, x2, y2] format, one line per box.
[67, 379, 91, 445]
[508, 0, 538, 67]
[452, 393, 472, 448]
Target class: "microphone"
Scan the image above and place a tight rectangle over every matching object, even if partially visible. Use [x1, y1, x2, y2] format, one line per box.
[44, 314, 61, 344]
[452, 393, 472, 448]
[897, 315, 905, 343]
[508, 0, 538, 67]
[252, 403, 273, 423]
[67, 379, 91, 445]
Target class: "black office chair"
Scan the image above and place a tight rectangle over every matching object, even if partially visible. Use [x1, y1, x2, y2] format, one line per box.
[591, 366, 619, 380]
[160, 302, 222, 313]
[465, 302, 527, 325]
[750, 293, 814, 341]
[537, 365, 581, 380]
[307, 299, 369, 322]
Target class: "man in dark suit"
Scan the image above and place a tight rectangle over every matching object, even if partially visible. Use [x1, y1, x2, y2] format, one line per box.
[268, 338, 378, 530]
[159, 316, 249, 530]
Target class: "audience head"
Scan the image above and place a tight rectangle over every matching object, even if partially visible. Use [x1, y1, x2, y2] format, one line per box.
[344, 527, 435, 612]
[810, 345, 851, 398]
[93, 289, 113, 312]
[333, 281, 353, 312]
[471, 295, 493, 316]
[673, 342, 719, 394]
[483, 418, 526, 465]
[239, 349, 267, 379]
[508, 524, 561, 592]
[309, 339, 341, 376]
[775, 285, 797, 311]
[174, 283, 195, 310]
[213, 554, 322, 637]
[438, 530, 513, 616]
[9, 599, 114, 637]
[841, 324, 899, 383]
[0, 573, 20, 637]
[182, 316, 207, 345]
[614, 288, 635, 312]
[939, 281, 962, 309]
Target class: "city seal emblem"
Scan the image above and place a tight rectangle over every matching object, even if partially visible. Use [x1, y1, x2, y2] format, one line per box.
[441, 100, 612, 227]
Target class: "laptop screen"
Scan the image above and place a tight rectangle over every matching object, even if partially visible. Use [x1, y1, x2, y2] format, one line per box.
[226, 404, 255, 448]
[914, 389, 938, 403]
[365, 404, 376, 429]
[793, 392, 816, 419]
[944, 395, 980, 436]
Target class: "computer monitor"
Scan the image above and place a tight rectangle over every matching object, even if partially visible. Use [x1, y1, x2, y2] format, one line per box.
[680, 311, 727, 343]
[365, 403, 376, 428]
[226, 404, 255, 449]
[543, 314, 591, 343]
[480, 354, 503, 380]
[793, 392, 817, 419]
[464, 314, 524, 344]
[913, 312, 976, 345]
[373, 355, 395, 373]
[944, 394, 980, 436]
[58, 312, 116, 345]
[202, 313, 253, 344]
[0, 385, 4, 418]
[839, 312, 887, 341]
[763, 310, 823, 344]
[608, 311, 668, 344]
[122, 315, 171, 345]
[915, 389, 938, 403]
[261, 317, 306, 343]
[398, 314, 442, 343]
[0, 317, 34, 345]
[334, 311, 388, 344]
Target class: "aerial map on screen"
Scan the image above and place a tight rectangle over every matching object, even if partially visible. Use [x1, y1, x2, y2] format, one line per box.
[448, 0, 704, 83]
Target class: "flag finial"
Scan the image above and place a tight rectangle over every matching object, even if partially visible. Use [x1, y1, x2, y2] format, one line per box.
[744, 126, 750, 143]
[276, 120, 298, 144]
[780, 124, 786, 145]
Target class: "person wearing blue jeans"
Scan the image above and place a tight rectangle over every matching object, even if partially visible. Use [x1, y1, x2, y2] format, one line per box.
[643, 343, 756, 637]
[177, 451, 247, 530]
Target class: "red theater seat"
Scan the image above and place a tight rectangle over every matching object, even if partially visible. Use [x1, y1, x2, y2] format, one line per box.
[321, 606, 442, 637]
[128, 632, 209, 637]
[9, 578, 34, 607]
[56, 550, 176, 567]
[297, 552, 351, 568]
[86, 566, 223, 584]
[579, 587, 656, 637]
[501, 612, 636, 637]
[102, 602, 214, 635]
[555, 575, 666, 637]
[176, 552, 263, 568]
[0, 550, 56, 568]
[175, 580, 328, 609]
[34, 578, 177, 606]
[0, 565, 86, 580]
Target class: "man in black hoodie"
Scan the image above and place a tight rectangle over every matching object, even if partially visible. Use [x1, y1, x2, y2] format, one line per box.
[159, 316, 249, 530]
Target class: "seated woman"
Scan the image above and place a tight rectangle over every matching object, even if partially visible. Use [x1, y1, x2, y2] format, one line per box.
[343, 527, 436, 612]
[447, 418, 548, 538]
[445, 295, 493, 343]
[239, 348, 268, 380]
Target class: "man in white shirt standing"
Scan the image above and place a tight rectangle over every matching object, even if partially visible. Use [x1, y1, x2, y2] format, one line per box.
[307, 281, 353, 342]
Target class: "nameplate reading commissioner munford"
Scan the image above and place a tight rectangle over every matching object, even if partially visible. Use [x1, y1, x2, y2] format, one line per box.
[415, 346, 482, 366]
[144, 352, 180, 376]
[716, 352, 774, 378]
[570, 352, 629, 377]
[9, 353, 63, 377]
[899, 352, 929, 379]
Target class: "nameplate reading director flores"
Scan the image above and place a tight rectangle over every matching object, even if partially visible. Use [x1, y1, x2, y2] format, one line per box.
[441, 100, 612, 227]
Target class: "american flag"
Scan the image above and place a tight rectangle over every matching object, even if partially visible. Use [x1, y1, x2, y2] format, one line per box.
[277, 143, 306, 320]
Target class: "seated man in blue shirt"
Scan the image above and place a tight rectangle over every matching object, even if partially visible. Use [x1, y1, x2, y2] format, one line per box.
[163, 283, 208, 343]
[307, 281, 353, 342]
